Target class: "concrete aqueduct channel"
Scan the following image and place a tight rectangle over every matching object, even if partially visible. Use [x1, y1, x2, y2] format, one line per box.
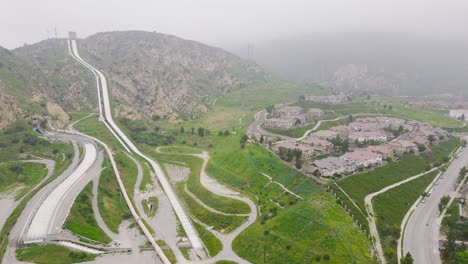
[67, 36, 207, 259]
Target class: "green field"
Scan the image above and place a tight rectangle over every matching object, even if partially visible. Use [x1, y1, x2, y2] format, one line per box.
[155, 151, 251, 215]
[203, 135, 373, 263]
[262, 123, 316, 138]
[422, 137, 460, 165]
[337, 154, 428, 213]
[97, 157, 131, 233]
[16, 244, 96, 264]
[373, 170, 439, 263]
[233, 192, 373, 264]
[176, 182, 247, 233]
[64, 182, 111, 243]
[0, 161, 47, 199]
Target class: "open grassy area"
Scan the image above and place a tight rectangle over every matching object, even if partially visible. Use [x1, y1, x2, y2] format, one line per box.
[64, 182, 112, 243]
[337, 154, 428, 213]
[199, 134, 373, 263]
[233, 192, 373, 264]
[193, 221, 223, 257]
[373, 170, 439, 263]
[16, 244, 96, 264]
[262, 123, 316, 138]
[176, 182, 247, 233]
[157, 146, 202, 155]
[156, 152, 251, 215]
[97, 156, 131, 233]
[0, 161, 47, 199]
[422, 137, 461, 165]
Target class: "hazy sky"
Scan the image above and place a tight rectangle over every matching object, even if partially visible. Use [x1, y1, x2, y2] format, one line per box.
[2, 0, 468, 49]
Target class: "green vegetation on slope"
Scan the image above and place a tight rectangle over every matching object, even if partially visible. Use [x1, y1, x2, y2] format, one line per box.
[176, 183, 247, 233]
[233, 192, 373, 264]
[0, 161, 47, 199]
[337, 154, 428, 213]
[156, 151, 250, 214]
[193, 221, 223, 257]
[373, 170, 439, 263]
[64, 182, 111, 243]
[16, 244, 96, 264]
[97, 157, 131, 233]
[204, 135, 373, 263]
[262, 123, 316, 138]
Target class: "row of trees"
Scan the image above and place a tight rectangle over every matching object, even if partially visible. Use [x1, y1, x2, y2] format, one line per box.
[277, 147, 303, 169]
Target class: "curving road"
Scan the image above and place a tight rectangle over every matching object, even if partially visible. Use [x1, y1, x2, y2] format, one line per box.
[68, 38, 206, 258]
[403, 145, 468, 264]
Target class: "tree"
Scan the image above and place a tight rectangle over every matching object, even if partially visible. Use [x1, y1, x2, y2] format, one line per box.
[418, 144, 426, 152]
[389, 105, 393, 110]
[198, 127, 205, 137]
[438, 195, 450, 212]
[241, 134, 249, 143]
[266, 105, 275, 113]
[223, 130, 230, 136]
[151, 115, 160, 121]
[428, 135, 436, 145]
[461, 113, 466, 121]
[298, 95, 305, 101]
[400, 252, 414, 264]
[180, 127, 184, 133]
[191, 127, 194, 135]
[260, 135, 264, 144]
[218, 131, 223, 136]
[348, 115, 353, 122]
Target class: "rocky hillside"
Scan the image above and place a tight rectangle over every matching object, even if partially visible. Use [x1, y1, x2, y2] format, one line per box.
[0, 41, 96, 129]
[78, 31, 266, 120]
[0, 31, 266, 129]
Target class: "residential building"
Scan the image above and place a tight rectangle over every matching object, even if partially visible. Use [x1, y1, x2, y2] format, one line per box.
[263, 118, 298, 129]
[388, 139, 418, 153]
[313, 157, 354, 177]
[310, 130, 339, 140]
[272, 106, 304, 118]
[349, 131, 387, 143]
[300, 137, 333, 153]
[307, 108, 325, 118]
[367, 145, 394, 158]
[341, 149, 383, 168]
[274, 141, 317, 159]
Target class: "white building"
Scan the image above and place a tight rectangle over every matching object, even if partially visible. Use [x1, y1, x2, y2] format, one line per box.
[349, 131, 387, 143]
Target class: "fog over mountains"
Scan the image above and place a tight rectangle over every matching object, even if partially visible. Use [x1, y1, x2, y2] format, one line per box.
[227, 33, 468, 97]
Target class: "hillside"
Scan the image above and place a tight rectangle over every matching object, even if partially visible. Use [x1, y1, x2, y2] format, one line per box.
[77, 31, 267, 121]
[0, 31, 267, 130]
[0, 40, 96, 129]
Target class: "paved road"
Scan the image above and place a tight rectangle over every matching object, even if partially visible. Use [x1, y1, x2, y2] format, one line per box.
[403, 146, 468, 264]
[68, 38, 206, 258]
[365, 168, 439, 264]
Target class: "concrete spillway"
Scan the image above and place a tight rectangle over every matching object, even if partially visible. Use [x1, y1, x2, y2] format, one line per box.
[25, 143, 97, 241]
[68, 38, 206, 257]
